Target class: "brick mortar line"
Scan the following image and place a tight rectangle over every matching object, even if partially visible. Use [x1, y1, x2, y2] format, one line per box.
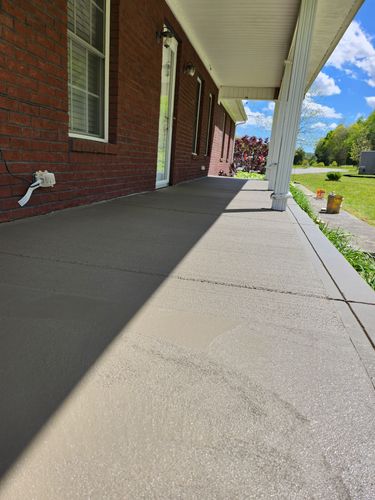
[0, 91, 66, 114]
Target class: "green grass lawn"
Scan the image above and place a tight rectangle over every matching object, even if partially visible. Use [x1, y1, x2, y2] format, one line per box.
[291, 168, 375, 226]
[235, 171, 265, 179]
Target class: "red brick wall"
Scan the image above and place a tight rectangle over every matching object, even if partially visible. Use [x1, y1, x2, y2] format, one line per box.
[208, 107, 235, 176]
[0, 0, 235, 222]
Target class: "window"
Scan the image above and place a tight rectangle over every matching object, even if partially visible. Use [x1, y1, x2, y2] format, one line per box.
[68, 0, 109, 141]
[220, 111, 227, 159]
[205, 93, 214, 156]
[226, 121, 232, 161]
[192, 77, 202, 154]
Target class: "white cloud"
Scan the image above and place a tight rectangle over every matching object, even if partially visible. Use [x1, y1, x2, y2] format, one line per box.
[358, 57, 375, 87]
[310, 121, 338, 130]
[262, 102, 275, 112]
[327, 20, 375, 87]
[310, 72, 341, 96]
[244, 106, 273, 130]
[302, 95, 342, 119]
[365, 96, 375, 109]
[311, 122, 327, 129]
[343, 68, 358, 79]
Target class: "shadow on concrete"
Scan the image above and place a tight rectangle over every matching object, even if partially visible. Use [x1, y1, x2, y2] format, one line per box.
[0, 177, 247, 479]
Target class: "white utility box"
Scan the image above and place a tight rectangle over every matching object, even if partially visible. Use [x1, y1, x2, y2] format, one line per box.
[34, 170, 56, 187]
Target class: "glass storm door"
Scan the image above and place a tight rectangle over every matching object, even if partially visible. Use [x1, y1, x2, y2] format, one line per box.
[156, 34, 178, 188]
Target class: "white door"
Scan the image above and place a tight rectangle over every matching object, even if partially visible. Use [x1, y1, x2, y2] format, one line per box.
[156, 33, 178, 188]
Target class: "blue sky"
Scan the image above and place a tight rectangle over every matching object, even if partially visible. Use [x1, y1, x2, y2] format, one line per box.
[236, 0, 375, 152]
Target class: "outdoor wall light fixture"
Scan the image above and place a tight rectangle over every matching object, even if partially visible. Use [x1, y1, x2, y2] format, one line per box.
[156, 27, 174, 47]
[184, 63, 196, 76]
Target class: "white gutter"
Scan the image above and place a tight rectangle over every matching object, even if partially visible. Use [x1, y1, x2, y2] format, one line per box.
[305, 0, 364, 90]
[221, 98, 247, 123]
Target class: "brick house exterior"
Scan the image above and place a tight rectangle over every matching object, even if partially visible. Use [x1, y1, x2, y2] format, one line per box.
[0, 0, 238, 223]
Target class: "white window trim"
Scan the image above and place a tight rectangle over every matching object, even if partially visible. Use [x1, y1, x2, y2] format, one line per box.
[205, 93, 213, 156]
[220, 111, 226, 160]
[226, 120, 232, 161]
[192, 76, 202, 154]
[68, 0, 110, 143]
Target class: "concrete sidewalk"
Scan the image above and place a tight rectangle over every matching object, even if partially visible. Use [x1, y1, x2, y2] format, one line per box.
[297, 183, 375, 254]
[0, 177, 374, 499]
[292, 167, 348, 174]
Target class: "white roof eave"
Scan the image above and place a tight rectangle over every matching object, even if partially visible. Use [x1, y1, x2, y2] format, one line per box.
[165, 0, 364, 95]
[221, 99, 247, 123]
[305, 0, 364, 91]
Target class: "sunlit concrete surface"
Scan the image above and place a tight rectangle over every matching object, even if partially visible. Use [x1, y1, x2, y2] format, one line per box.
[0, 178, 374, 499]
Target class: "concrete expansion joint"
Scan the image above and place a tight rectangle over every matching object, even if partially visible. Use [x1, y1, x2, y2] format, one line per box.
[126, 203, 294, 223]
[131, 203, 219, 217]
[347, 299, 375, 306]
[0, 249, 338, 303]
[2, 249, 374, 352]
[0, 250, 167, 279]
[173, 274, 333, 301]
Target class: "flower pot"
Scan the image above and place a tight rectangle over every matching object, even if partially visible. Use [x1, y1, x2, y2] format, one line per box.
[326, 193, 343, 214]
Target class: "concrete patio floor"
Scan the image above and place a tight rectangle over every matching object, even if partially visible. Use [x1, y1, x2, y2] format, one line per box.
[0, 177, 374, 499]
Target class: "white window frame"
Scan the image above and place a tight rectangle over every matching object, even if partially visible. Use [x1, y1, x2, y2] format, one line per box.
[226, 120, 232, 161]
[192, 76, 202, 155]
[220, 111, 227, 160]
[205, 93, 213, 156]
[68, 0, 110, 142]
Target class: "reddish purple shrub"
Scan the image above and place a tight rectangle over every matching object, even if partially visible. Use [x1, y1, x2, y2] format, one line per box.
[234, 136, 269, 173]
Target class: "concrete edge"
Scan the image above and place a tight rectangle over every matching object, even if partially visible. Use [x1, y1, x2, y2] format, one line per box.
[334, 301, 375, 389]
[288, 201, 375, 305]
[350, 302, 375, 347]
[290, 211, 343, 301]
[288, 200, 375, 357]
[288, 198, 316, 226]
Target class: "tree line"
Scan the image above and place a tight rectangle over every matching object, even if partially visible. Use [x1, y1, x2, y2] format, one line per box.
[313, 111, 375, 166]
[235, 111, 375, 170]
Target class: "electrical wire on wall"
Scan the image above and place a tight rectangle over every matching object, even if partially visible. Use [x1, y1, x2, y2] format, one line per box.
[0, 148, 30, 185]
[0, 148, 56, 206]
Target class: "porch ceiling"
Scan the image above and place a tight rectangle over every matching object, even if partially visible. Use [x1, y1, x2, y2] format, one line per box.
[166, 0, 364, 95]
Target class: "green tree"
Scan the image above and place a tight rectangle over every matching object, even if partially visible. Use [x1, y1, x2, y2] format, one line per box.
[294, 147, 305, 165]
[315, 126, 350, 165]
[314, 111, 375, 167]
[328, 125, 350, 165]
[364, 111, 375, 149]
[315, 134, 331, 165]
[348, 120, 371, 164]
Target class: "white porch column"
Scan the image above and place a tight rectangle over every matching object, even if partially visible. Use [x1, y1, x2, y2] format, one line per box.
[267, 60, 292, 191]
[264, 101, 279, 182]
[271, 0, 317, 211]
